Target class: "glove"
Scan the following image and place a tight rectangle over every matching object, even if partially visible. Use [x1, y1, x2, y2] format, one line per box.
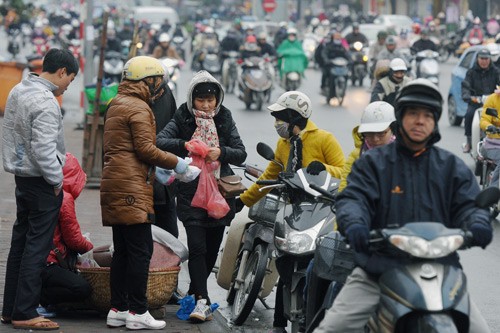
[306, 161, 326, 175]
[486, 125, 496, 133]
[234, 197, 245, 213]
[471, 96, 479, 104]
[469, 223, 493, 249]
[344, 224, 370, 253]
[174, 156, 189, 174]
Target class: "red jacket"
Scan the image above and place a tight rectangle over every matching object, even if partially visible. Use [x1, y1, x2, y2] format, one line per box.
[47, 153, 93, 264]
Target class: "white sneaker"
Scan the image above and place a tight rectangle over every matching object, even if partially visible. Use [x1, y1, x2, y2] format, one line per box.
[106, 308, 128, 328]
[126, 310, 166, 330]
[189, 299, 213, 322]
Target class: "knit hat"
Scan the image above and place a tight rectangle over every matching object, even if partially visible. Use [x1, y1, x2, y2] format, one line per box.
[193, 82, 220, 98]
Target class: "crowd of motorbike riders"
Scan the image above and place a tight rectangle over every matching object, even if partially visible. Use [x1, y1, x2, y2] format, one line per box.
[3, 3, 500, 332]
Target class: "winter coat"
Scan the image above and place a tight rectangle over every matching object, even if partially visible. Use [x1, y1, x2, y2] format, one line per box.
[100, 80, 179, 227]
[240, 120, 345, 207]
[47, 153, 93, 264]
[152, 45, 181, 60]
[321, 41, 350, 67]
[370, 75, 412, 105]
[461, 61, 500, 108]
[156, 70, 247, 227]
[481, 92, 500, 140]
[339, 126, 363, 192]
[2, 73, 65, 188]
[336, 140, 490, 277]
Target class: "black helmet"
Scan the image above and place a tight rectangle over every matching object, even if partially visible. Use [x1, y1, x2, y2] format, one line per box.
[377, 30, 388, 39]
[395, 78, 443, 122]
[352, 22, 360, 29]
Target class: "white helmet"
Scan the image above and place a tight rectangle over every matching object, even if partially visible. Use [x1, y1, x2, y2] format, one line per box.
[321, 19, 330, 26]
[159, 33, 171, 43]
[204, 26, 214, 34]
[358, 101, 395, 133]
[268, 91, 312, 118]
[310, 18, 320, 27]
[389, 58, 407, 71]
[287, 27, 298, 35]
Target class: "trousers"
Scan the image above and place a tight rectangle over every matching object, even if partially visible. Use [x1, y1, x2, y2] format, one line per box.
[41, 264, 91, 306]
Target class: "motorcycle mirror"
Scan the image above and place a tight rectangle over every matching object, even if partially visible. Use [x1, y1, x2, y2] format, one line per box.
[485, 108, 498, 118]
[257, 142, 275, 161]
[475, 186, 500, 209]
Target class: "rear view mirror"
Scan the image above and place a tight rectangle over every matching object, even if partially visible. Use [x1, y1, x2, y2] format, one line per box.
[485, 108, 498, 118]
[257, 142, 275, 161]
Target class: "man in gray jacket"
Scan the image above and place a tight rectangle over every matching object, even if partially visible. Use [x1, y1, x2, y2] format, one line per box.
[1, 48, 78, 330]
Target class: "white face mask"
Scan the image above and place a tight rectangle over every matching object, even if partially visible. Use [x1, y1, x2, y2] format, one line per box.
[274, 120, 290, 139]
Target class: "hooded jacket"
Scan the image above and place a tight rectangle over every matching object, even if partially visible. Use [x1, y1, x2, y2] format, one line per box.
[339, 126, 363, 192]
[156, 70, 247, 226]
[100, 80, 179, 226]
[47, 153, 93, 264]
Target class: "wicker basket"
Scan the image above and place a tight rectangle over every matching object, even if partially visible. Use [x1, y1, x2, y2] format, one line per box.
[79, 266, 180, 313]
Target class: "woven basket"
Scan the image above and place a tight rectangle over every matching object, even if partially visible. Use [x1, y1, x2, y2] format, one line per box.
[79, 266, 180, 313]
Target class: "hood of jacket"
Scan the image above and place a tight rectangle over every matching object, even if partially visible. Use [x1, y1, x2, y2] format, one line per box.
[62, 152, 86, 200]
[351, 125, 363, 149]
[186, 70, 224, 114]
[118, 79, 153, 104]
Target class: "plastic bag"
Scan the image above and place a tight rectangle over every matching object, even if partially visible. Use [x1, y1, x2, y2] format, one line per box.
[77, 233, 99, 268]
[176, 294, 219, 320]
[187, 139, 230, 219]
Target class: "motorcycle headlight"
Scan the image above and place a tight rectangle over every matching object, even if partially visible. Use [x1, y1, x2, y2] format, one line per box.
[389, 235, 464, 259]
[362, 55, 369, 62]
[353, 41, 363, 51]
[275, 218, 326, 254]
[286, 72, 300, 81]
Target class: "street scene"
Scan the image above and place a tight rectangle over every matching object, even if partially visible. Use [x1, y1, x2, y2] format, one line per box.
[1, 0, 500, 332]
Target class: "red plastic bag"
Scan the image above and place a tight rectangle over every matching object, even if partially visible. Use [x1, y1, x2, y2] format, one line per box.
[188, 139, 230, 219]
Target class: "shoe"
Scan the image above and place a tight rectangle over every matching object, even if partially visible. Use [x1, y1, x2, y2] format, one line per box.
[462, 143, 471, 153]
[36, 306, 56, 318]
[106, 308, 128, 328]
[270, 327, 287, 333]
[126, 310, 166, 330]
[189, 299, 213, 322]
[167, 290, 183, 305]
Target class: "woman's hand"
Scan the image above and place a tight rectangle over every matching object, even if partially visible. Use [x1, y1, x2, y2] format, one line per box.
[205, 147, 221, 162]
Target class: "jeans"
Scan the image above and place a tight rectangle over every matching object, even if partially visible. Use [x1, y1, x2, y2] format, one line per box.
[110, 224, 153, 314]
[1, 176, 63, 320]
[41, 264, 91, 306]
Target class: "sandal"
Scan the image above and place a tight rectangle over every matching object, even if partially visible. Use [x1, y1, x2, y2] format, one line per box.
[12, 316, 59, 331]
[1, 315, 11, 324]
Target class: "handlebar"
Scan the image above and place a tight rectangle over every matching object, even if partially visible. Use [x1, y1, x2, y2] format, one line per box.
[309, 183, 336, 201]
[256, 179, 280, 186]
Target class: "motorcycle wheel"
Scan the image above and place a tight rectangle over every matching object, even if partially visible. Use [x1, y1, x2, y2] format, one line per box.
[255, 93, 264, 111]
[447, 96, 463, 126]
[232, 243, 269, 326]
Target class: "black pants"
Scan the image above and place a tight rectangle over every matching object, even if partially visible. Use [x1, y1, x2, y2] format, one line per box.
[41, 264, 91, 306]
[2, 176, 63, 320]
[153, 185, 178, 238]
[110, 224, 153, 314]
[184, 225, 225, 303]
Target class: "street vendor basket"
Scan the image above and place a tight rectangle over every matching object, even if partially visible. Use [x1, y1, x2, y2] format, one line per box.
[79, 266, 180, 313]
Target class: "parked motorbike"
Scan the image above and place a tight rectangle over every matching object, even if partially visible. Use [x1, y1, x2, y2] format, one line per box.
[237, 56, 273, 111]
[221, 50, 240, 94]
[349, 41, 368, 86]
[172, 35, 186, 61]
[160, 57, 181, 100]
[323, 57, 349, 106]
[415, 50, 440, 86]
[255, 142, 339, 333]
[7, 28, 22, 59]
[216, 163, 280, 325]
[103, 50, 125, 83]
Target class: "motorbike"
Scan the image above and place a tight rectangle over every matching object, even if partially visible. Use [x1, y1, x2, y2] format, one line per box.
[32, 36, 50, 57]
[216, 163, 280, 325]
[323, 57, 349, 106]
[68, 39, 81, 62]
[415, 50, 440, 86]
[349, 41, 368, 86]
[7, 28, 22, 59]
[255, 142, 339, 333]
[103, 50, 126, 84]
[160, 57, 181, 100]
[200, 47, 222, 77]
[221, 50, 240, 94]
[171, 35, 186, 61]
[302, 33, 319, 67]
[237, 56, 273, 111]
[278, 48, 307, 91]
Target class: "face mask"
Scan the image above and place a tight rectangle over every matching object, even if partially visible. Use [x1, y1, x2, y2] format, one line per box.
[274, 120, 290, 139]
[333, 39, 341, 45]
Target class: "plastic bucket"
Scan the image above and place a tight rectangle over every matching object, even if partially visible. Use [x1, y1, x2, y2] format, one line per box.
[0, 61, 26, 116]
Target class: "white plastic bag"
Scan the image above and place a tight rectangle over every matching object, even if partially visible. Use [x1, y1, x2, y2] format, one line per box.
[156, 157, 200, 184]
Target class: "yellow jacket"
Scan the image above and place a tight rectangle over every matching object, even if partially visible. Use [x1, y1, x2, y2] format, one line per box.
[480, 93, 500, 138]
[339, 126, 363, 192]
[240, 120, 345, 207]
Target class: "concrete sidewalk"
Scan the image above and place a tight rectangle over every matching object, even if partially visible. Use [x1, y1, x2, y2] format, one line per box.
[0, 115, 276, 332]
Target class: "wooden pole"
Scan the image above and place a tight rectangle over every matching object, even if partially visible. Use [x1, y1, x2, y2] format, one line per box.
[128, 21, 140, 60]
[85, 11, 109, 172]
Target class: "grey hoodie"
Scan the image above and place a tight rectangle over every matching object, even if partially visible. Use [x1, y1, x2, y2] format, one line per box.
[186, 70, 225, 114]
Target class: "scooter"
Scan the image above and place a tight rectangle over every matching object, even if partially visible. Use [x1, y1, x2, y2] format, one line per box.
[200, 46, 222, 77]
[255, 142, 339, 333]
[216, 163, 280, 325]
[32, 36, 50, 57]
[302, 33, 319, 67]
[323, 57, 349, 106]
[172, 35, 186, 61]
[349, 41, 368, 86]
[103, 50, 125, 84]
[415, 49, 440, 86]
[278, 48, 307, 91]
[237, 56, 273, 111]
[221, 50, 239, 94]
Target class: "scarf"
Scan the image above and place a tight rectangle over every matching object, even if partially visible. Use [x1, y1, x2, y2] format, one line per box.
[191, 108, 219, 148]
[286, 135, 303, 172]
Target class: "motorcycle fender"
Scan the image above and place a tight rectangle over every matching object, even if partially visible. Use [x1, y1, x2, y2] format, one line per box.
[216, 219, 253, 289]
[241, 222, 274, 252]
[261, 257, 279, 298]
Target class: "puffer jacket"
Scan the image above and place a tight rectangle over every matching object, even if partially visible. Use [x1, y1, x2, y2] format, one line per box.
[2, 73, 65, 188]
[156, 70, 247, 226]
[481, 93, 500, 140]
[100, 80, 179, 226]
[47, 153, 93, 264]
[339, 126, 363, 192]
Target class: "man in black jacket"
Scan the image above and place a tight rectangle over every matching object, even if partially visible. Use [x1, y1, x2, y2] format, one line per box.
[461, 48, 500, 153]
[314, 79, 493, 333]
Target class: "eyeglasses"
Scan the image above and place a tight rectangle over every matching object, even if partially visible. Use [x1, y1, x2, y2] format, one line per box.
[363, 128, 391, 140]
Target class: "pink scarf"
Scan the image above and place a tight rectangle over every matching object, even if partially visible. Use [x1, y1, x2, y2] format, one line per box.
[191, 109, 219, 148]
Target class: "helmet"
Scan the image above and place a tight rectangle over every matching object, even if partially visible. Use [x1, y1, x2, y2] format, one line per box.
[412, 22, 421, 34]
[377, 30, 388, 39]
[287, 27, 298, 35]
[122, 56, 165, 81]
[268, 91, 312, 118]
[279, 21, 288, 28]
[257, 32, 267, 40]
[421, 28, 429, 35]
[389, 58, 407, 71]
[358, 101, 395, 133]
[395, 78, 443, 121]
[473, 17, 481, 25]
[352, 22, 360, 29]
[204, 26, 214, 34]
[246, 35, 257, 43]
[385, 36, 396, 45]
[321, 19, 330, 27]
[310, 17, 320, 27]
[159, 33, 170, 43]
[437, 12, 445, 19]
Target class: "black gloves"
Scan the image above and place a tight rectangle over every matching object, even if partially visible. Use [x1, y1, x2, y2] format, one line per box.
[344, 224, 370, 253]
[234, 197, 245, 213]
[469, 223, 493, 249]
[306, 161, 326, 175]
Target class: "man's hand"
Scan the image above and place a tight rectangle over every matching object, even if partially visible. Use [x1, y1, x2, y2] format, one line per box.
[469, 223, 493, 249]
[306, 161, 326, 175]
[344, 224, 370, 253]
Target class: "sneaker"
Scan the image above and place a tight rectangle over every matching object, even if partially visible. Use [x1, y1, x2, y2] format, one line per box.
[106, 308, 128, 328]
[37, 306, 56, 318]
[189, 299, 213, 322]
[462, 143, 471, 153]
[126, 310, 166, 330]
